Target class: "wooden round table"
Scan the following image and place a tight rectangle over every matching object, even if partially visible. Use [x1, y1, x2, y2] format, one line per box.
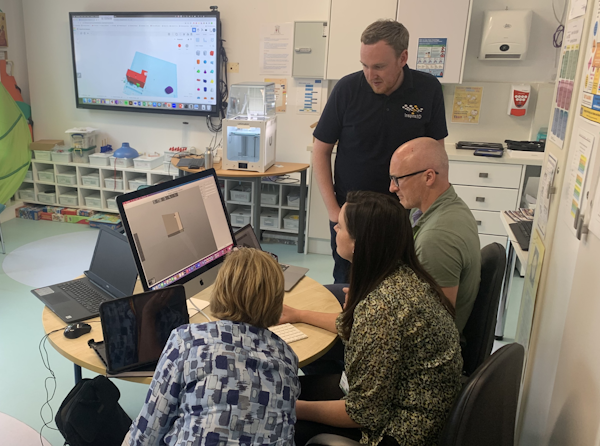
[171, 157, 310, 252]
[43, 277, 341, 384]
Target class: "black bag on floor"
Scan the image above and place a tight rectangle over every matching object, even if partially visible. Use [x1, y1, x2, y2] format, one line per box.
[55, 375, 132, 446]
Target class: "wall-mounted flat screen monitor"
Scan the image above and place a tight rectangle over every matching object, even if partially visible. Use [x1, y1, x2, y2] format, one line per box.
[69, 11, 221, 116]
[117, 169, 235, 297]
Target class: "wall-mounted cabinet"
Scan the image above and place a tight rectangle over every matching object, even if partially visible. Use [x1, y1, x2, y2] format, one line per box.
[326, 0, 472, 83]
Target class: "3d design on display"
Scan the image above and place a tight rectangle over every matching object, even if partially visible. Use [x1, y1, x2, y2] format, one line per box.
[126, 69, 148, 89]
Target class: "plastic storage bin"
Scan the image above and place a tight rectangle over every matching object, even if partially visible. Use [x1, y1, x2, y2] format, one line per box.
[34, 151, 52, 161]
[287, 193, 300, 208]
[261, 187, 279, 205]
[72, 147, 96, 163]
[51, 147, 73, 163]
[38, 191, 57, 204]
[106, 197, 118, 211]
[260, 209, 279, 229]
[230, 207, 251, 227]
[38, 169, 55, 182]
[85, 193, 102, 208]
[109, 156, 134, 168]
[56, 173, 77, 185]
[89, 152, 113, 166]
[104, 177, 124, 190]
[283, 212, 299, 231]
[230, 185, 251, 202]
[134, 155, 164, 170]
[24, 170, 33, 181]
[128, 177, 148, 190]
[59, 191, 79, 207]
[18, 188, 35, 201]
[81, 173, 100, 187]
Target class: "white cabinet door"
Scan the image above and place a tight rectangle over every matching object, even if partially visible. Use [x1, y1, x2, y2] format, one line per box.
[326, 0, 397, 80]
[397, 0, 472, 83]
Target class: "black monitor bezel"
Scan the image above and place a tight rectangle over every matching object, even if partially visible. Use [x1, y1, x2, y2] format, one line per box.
[116, 168, 235, 292]
[68, 11, 221, 117]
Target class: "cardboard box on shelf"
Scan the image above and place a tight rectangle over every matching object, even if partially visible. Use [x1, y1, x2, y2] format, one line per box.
[66, 215, 90, 225]
[60, 208, 79, 216]
[89, 213, 122, 231]
[29, 140, 65, 152]
[52, 213, 66, 223]
[77, 209, 96, 217]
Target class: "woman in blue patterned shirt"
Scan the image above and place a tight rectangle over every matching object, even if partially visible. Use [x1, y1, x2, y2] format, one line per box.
[281, 192, 463, 446]
[126, 248, 301, 446]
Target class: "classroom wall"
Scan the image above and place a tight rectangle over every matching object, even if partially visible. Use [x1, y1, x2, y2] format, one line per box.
[1, 0, 30, 103]
[20, 0, 330, 163]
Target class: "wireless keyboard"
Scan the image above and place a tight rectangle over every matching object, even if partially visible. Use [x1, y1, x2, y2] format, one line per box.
[269, 323, 308, 344]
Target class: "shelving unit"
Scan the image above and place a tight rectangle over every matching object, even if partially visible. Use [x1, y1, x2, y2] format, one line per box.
[18, 159, 178, 212]
[221, 178, 307, 235]
[18, 159, 308, 243]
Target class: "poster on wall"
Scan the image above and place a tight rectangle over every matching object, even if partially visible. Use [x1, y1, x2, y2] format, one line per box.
[515, 228, 546, 351]
[580, 0, 600, 124]
[549, 17, 584, 148]
[259, 23, 293, 76]
[537, 153, 558, 239]
[451, 86, 483, 124]
[264, 78, 287, 113]
[0, 12, 7, 47]
[295, 79, 322, 114]
[416, 38, 446, 78]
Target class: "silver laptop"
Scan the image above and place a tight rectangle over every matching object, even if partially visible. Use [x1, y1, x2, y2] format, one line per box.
[234, 224, 308, 292]
[31, 228, 139, 323]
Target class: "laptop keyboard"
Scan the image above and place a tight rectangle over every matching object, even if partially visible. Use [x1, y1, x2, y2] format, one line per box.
[509, 220, 533, 251]
[57, 280, 108, 313]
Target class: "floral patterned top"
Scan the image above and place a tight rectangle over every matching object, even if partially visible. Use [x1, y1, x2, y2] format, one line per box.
[128, 321, 300, 446]
[337, 265, 463, 446]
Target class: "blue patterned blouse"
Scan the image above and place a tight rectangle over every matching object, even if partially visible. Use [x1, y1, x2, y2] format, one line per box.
[128, 321, 300, 446]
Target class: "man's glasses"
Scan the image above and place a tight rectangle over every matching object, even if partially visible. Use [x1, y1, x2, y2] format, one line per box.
[389, 169, 439, 188]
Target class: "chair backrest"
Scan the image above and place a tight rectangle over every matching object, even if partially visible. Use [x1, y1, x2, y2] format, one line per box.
[439, 343, 525, 446]
[461, 242, 506, 376]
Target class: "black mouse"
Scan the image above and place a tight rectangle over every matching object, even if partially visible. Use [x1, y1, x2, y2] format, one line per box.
[64, 323, 92, 339]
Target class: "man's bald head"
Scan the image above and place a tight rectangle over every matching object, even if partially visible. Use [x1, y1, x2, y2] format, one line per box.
[389, 137, 451, 212]
[391, 137, 449, 179]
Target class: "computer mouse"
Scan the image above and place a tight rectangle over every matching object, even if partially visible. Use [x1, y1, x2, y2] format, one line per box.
[64, 322, 92, 339]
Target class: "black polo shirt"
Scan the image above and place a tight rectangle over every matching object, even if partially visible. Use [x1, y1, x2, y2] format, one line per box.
[313, 65, 448, 205]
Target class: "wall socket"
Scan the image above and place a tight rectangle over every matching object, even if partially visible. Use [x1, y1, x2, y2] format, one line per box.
[227, 62, 239, 73]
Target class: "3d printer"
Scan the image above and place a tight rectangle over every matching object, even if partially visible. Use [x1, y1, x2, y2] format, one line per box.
[222, 82, 276, 173]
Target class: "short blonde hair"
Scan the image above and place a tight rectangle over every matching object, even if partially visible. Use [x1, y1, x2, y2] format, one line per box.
[211, 248, 285, 328]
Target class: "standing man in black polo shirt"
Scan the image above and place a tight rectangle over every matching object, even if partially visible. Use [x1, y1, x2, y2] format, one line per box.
[313, 19, 448, 283]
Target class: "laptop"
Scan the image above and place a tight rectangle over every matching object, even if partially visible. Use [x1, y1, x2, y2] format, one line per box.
[234, 224, 308, 291]
[31, 227, 139, 323]
[91, 285, 189, 375]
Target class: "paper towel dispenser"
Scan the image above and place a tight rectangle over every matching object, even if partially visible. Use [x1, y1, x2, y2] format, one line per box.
[479, 10, 533, 61]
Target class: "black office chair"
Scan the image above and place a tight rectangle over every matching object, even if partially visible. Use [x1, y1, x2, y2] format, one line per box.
[305, 343, 525, 446]
[461, 242, 506, 376]
[440, 342, 524, 446]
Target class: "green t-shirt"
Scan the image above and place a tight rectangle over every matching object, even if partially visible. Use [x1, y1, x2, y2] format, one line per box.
[411, 185, 481, 334]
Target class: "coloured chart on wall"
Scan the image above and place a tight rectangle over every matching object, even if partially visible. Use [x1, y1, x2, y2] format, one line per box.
[550, 17, 584, 148]
[581, 0, 600, 125]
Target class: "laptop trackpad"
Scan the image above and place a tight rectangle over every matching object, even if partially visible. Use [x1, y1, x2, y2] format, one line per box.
[44, 293, 71, 305]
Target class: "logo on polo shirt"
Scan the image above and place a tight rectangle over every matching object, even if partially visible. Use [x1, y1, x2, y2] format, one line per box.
[402, 104, 423, 119]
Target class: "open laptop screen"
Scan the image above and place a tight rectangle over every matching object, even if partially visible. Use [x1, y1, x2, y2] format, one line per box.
[117, 169, 235, 292]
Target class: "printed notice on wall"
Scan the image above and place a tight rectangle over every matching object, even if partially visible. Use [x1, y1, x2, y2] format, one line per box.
[264, 78, 288, 113]
[296, 79, 322, 114]
[515, 228, 546, 352]
[451, 86, 483, 124]
[537, 153, 558, 239]
[562, 128, 595, 234]
[580, 1, 600, 124]
[259, 23, 293, 76]
[416, 38, 447, 78]
[550, 17, 584, 148]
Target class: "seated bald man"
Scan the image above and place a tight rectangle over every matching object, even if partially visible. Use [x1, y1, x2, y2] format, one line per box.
[389, 137, 480, 334]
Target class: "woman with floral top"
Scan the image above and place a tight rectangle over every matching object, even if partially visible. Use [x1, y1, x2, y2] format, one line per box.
[126, 248, 300, 446]
[281, 191, 463, 446]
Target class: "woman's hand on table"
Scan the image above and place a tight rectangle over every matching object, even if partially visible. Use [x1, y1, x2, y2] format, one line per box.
[279, 304, 302, 324]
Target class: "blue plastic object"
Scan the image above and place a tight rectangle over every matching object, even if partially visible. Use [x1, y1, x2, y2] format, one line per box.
[113, 142, 139, 159]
